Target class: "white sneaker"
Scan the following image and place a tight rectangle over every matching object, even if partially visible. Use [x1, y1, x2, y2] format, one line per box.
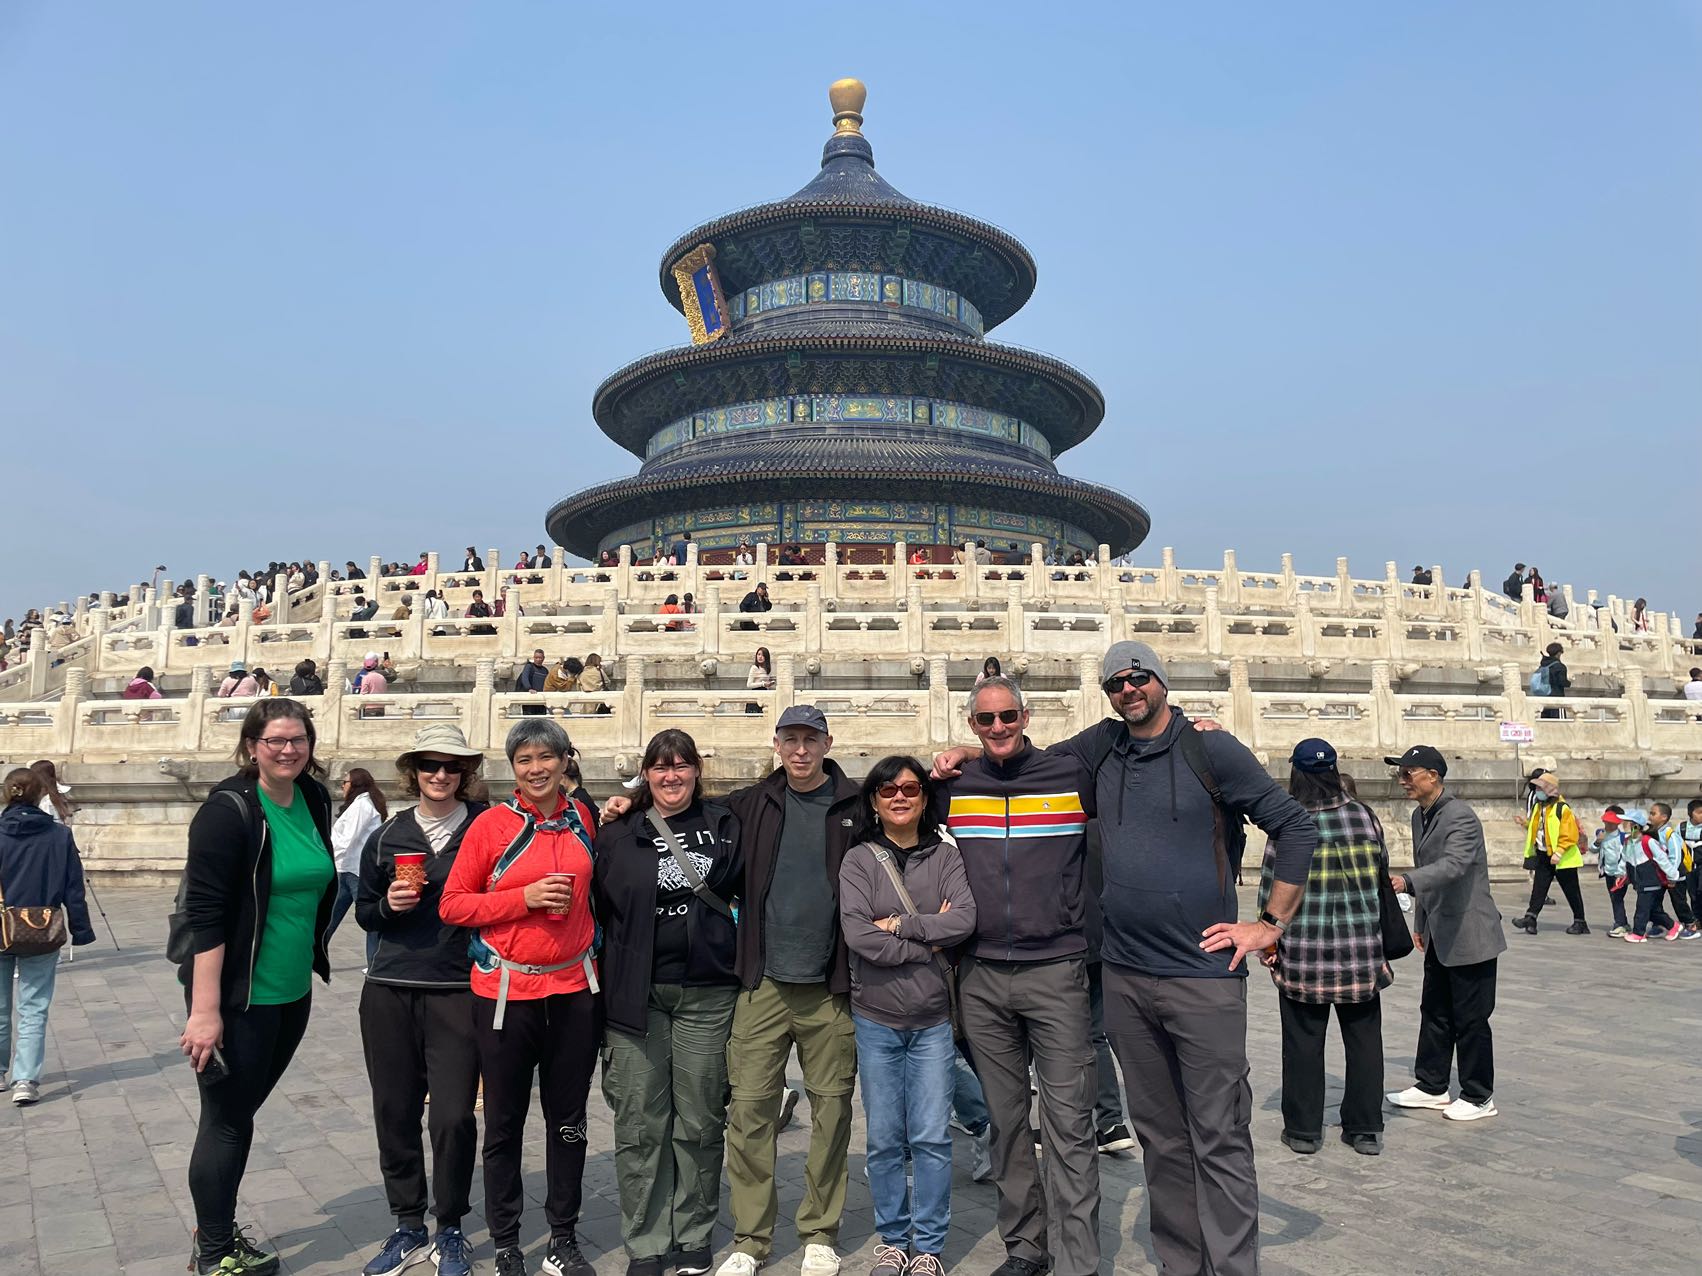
[717, 1254, 761, 1276]
[1385, 1085, 1451, 1110]
[1441, 1096, 1497, 1122]
[971, 1128, 993, 1183]
[800, 1244, 841, 1276]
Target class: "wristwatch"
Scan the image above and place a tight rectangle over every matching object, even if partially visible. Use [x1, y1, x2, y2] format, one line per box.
[1258, 909, 1288, 933]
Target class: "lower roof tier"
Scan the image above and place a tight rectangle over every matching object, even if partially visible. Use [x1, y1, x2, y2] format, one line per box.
[546, 435, 1149, 559]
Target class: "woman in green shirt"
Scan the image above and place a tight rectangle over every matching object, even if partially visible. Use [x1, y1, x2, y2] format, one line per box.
[178, 699, 337, 1276]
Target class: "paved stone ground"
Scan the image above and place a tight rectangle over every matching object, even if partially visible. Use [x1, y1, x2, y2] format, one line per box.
[6, 883, 1702, 1276]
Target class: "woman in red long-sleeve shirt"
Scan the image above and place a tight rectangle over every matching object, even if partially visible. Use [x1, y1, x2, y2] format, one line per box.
[438, 718, 599, 1276]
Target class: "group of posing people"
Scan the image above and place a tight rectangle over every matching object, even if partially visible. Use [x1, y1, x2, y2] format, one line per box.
[145, 635, 1528, 1276]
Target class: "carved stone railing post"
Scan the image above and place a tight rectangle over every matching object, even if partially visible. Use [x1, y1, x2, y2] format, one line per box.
[962, 543, 979, 603]
[194, 576, 212, 628]
[88, 608, 110, 676]
[619, 656, 647, 756]
[1279, 552, 1298, 608]
[57, 667, 87, 754]
[703, 587, 722, 656]
[185, 663, 213, 751]
[1295, 592, 1316, 659]
[1334, 557, 1353, 614]
[1204, 586, 1223, 657]
[617, 544, 634, 595]
[1105, 582, 1128, 645]
[1382, 591, 1405, 661]
[927, 654, 952, 748]
[468, 658, 495, 751]
[775, 652, 796, 710]
[1160, 546, 1180, 601]
[1076, 657, 1100, 734]
[1004, 584, 1025, 653]
[1501, 663, 1527, 727]
[1463, 593, 1484, 661]
[804, 585, 824, 656]
[904, 584, 924, 652]
[1220, 550, 1240, 609]
[484, 548, 500, 600]
[752, 542, 770, 590]
[1370, 660, 1399, 752]
[236, 595, 255, 667]
[1227, 656, 1254, 744]
[548, 544, 566, 601]
[1619, 665, 1652, 751]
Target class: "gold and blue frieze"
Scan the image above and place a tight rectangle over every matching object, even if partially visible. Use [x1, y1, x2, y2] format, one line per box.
[729, 271, 983, 335]
[645, 395, 1051, 460]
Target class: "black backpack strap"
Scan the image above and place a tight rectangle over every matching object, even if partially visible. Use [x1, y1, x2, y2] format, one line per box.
[1176, 725, 1240, 891]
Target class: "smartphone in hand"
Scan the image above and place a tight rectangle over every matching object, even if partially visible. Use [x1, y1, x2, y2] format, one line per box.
[198, 1046, 231, 1083]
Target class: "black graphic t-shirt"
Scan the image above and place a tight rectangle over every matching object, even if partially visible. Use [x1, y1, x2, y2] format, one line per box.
[646, 803, 717, 983]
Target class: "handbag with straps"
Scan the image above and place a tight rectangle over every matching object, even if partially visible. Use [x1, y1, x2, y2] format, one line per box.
[1377, 862, 1414, 962]
[869, 843, 965, 1040]
[648, 810, 735, 920]
[0, 872, 68, 958]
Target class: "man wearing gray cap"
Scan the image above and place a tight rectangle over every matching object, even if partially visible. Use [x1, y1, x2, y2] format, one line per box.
[945, 640, 1317, 1276]
[603, 704, 862, 1276]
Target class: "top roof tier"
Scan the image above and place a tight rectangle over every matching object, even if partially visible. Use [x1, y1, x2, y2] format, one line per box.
[657, 79, 1039, 332]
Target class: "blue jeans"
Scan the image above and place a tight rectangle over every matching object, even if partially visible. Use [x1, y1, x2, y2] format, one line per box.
[329, 872, 360, 939]
[952, 1045, 989, 1134]
[1, 952, 61, 1083]
[853, 1015, 954, 1255]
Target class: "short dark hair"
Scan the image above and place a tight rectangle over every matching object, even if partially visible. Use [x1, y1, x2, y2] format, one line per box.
[854, 755, 939, 845]
[1688, 798, 1702, 817]
[1545, 642, 1564, 657]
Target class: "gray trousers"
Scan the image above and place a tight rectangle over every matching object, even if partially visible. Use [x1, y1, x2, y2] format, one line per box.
[1103, 968, 1259, 1276]
[1087, 961, 1125, 1128]
[960, 956, 1101, 1276]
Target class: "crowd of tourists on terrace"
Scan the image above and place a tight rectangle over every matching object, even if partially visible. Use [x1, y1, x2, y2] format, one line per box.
[7, 632, 1699, 1276]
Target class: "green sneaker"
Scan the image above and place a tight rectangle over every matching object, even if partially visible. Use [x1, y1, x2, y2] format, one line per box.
[191, 1224, 280, 1276]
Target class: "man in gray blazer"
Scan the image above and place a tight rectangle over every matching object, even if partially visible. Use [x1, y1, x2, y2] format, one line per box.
[1382, 745, 1507, 1122]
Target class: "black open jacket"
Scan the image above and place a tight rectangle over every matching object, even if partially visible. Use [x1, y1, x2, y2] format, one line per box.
[180, 772, 337, 1011]
[356, 801, 490, 989]
[592, 800, 742, 1036]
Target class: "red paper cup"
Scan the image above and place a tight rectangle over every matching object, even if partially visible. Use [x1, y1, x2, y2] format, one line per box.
[547, 873, 576, 918]
[394, 853, 427, 891]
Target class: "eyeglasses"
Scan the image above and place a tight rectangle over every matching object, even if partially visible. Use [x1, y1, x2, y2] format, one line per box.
[414, 759, 462, 775]
[877, 781, 924, 800]
[647, 762, 697, 776]
[971, 709, 1023, 727]
[257, 735, 309, 752]
[1102, 671, 1154, 694]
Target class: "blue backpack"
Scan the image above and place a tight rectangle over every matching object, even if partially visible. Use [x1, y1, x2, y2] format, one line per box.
[1528, 665, 1552, 696]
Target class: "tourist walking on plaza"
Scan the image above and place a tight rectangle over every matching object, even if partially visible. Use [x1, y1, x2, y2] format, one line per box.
[1616, 808, 1679, 943]
[0, 767, 96, 1105]
[1646, 803, 1699, 938]
[1512, 771, 1589, 935]
[328, 767, 386, 939]
[1386, 744, 1506, 1121]
[178, 699, 338, 1275]
[839, 757, 975, 1276]
[931, 675, 1103, 1276]
[438, 719, 600, 1276]
[354, 724, 488, 1276]
[1597, 808, 1632, 936]
[593, 729, 743, 1276]
[1260, 739, 1391, 1156]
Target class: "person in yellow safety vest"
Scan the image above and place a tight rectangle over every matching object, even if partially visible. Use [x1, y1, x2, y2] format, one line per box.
[1512, 771, 1587, 935]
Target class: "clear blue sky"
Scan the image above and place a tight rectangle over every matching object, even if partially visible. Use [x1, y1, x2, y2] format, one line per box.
[3, 2, 1698, 624]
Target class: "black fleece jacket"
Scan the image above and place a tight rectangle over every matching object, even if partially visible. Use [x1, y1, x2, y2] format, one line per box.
[356, 801, 489, 989]
[180, 773, 337, 1010]
[726, 760, 863, 993]
[593, 800, 743, 1036]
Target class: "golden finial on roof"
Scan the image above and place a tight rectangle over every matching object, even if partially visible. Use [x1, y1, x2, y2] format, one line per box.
[829, 78, 866, 136]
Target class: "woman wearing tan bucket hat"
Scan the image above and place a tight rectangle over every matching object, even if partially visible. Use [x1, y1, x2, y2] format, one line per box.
[354, 723, 489, 1276]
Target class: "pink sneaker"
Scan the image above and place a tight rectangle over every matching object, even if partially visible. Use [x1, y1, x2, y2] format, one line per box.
[1665, 923, 1684, 941]
[1624, 932, 1647, 943]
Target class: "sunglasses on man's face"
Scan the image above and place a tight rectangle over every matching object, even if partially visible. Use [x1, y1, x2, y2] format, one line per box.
[877, 781, 924, 800]
[1102, 670, 1154, 695]
[972, 709, 1023, 727]
[414, 759, 463, 776]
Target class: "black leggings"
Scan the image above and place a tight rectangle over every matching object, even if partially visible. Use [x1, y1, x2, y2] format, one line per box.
[1526, 860, 1585, 921]
[476, 989, 599, 1250]
[189, 995, 312, 1258]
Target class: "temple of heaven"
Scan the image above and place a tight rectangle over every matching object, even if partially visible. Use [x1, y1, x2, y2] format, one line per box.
[546, 78, 1149, 562]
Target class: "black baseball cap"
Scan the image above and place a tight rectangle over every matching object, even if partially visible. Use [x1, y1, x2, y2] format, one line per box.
[1384, 745, 1447, 777]
[775, 704, 829, 734]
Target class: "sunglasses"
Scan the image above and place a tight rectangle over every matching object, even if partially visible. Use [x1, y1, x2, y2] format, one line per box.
[1395, 768, 1436, 781]
[414, 759, 463, 776]
[877, 781, 924, 800]
[972, 709, 1023, 727]
[1102, 670, 1155, 694]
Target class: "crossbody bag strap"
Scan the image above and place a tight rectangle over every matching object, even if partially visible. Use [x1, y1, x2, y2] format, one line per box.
[870, 845, 957, 983]
[647, 811, 734, 919]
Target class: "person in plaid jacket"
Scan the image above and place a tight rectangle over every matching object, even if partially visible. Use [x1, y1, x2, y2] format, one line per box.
[1256, 738, 1392, 1157]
